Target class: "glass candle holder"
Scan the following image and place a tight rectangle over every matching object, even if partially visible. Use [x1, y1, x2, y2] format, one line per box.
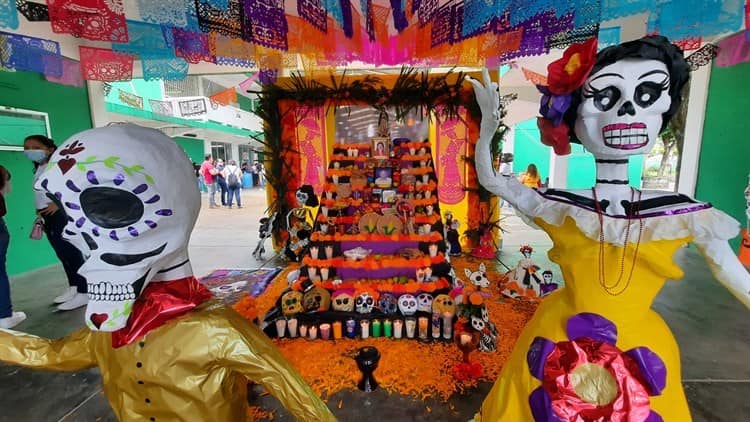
[431, 312, 441, 339]
[309, 325, 318, 340]
[383, 319, 393, 337]
[442, 313, 454, 340]
[332, 321, 343, 339]
[275, 319, 287, 338]
[319, 323, 331, 340]
[372, 319, 382, 337]
[393, 319, 403, 339]
[288, 318, 298, 338]
[405, 318, 416, 339]
[345, 318, 357, 338]
[300, 324, 308, 338]
[360, 320, 370, 339]
[418, 317, 429, 340]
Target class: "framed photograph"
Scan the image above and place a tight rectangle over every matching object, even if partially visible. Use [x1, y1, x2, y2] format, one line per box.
[371, 137, 390, 159]
[381, 189, 397, 204]
[374, 167, 393, 188]
[372, 188, 383, 203]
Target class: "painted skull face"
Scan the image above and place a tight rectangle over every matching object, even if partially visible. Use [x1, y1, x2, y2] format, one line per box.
[37, 125, 199, 332]
[471, 315, 486, 331]
[574, 59, 671, 159]
[281, 290, 304, 315]
[397, 294, 418, 316]
[543, 272, 553, 283]
[417, 293, 433, 313]
[355, 292, 375, 314]
[432, 294, 455, 315]
[331, 290, 355, 312]
[378, 293, 399, 315]
[465, 263, 490, 288]
[295, 189, 309, 207]
[303, 286, 330, 312]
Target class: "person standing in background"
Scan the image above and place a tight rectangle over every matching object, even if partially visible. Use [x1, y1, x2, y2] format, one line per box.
[23, 135, 88, 310]
[0, 165, 26, 328]
[215, 158, 228, 207]
[222, 160, 242, 209]
[519, 163, 542, 188]
[251, 160, 260, 188]
[200, 154, 218, 208]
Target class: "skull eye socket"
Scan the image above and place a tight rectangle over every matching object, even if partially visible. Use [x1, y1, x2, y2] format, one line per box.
[366, 298, 373, 306]
[634, 81, 665, 108]
[590, 86, 621, 112]
[80, 187, 144, 229]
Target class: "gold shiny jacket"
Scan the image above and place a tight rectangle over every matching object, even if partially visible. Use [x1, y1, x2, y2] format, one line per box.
[0, 301, 336, 422]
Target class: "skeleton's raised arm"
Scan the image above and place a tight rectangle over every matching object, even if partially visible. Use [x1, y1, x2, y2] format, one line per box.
[693, 237, 750, 309]
[0, 327, 95, 370]
[468, 69, 542, 217]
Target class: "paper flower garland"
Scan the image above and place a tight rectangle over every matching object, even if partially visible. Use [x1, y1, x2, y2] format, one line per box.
[527, 313, 666, 422]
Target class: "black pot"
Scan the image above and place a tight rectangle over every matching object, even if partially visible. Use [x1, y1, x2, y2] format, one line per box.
[354, 346, 380, 392]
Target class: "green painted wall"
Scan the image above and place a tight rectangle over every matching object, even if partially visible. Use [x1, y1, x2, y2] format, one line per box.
[0, 70, 92, 275]
[173, 136, 206, 164]
[107, 79, 163, 111]
[566, 143, 644, 189]
[696, 61, 750, 250]
[513, 119, 550, 182]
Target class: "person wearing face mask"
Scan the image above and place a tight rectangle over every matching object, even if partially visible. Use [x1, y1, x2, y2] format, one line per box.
[23, 135, 88, 311]
[0, 165, 26, 329]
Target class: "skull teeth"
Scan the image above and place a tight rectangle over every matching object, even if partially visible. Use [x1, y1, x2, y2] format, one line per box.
[87, 282, 138, 301]
[602, 123, 649, 150]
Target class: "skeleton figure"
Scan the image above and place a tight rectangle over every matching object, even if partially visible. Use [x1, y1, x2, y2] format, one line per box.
[470, 36, 750, 421]
[252, 213, 277, 260]
[284, 185, 317, 262]
[0, 125, 334, 422]
[397, 294, 418, 316]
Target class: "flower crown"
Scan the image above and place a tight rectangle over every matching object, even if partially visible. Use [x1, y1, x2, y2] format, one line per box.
[536, 38, 598, 156]
[519, 245, 534, 254]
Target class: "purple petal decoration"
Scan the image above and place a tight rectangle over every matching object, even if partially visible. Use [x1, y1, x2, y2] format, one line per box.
[529, 387, 563, 422]
[537, 85, 572, 127]
[566, 312, 618, 345]
[114, 173, 125, 185]
[128, 227, 139, 237]
[86, 170, 99, 185]
[75, 217, 86, 228]
[145, 220, 157, 229]
[65, 180, 81, 192]
[65, 202, 81, 210]
[132, 184, 148, 194]
[144, 194, 160, 204]
[527, 337, 556, 380]
[109, 230, 119, 241]
[155, 209, 173, 216]
[243, 0, 288, 50]
[92, 227, 100, 237]
[625, 346, 667, 396]
[645, 411, 664, 422]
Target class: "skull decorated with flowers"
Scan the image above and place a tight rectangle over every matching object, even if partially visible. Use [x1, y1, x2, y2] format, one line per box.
[378, 293, 399, 315]
[37, 125, 199, 332]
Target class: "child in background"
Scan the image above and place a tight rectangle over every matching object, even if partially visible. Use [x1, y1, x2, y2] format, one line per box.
[0, 165, 26, 329]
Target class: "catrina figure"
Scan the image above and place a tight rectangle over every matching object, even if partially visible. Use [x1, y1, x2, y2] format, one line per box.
[284, 185, 318, 262]
[470, 36, 750, 421]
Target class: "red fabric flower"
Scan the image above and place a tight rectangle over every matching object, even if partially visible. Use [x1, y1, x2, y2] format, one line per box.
[547, 38, 598, 95]
[537, 117, 571, 156]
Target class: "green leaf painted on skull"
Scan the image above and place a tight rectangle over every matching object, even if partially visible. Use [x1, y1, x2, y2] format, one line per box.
[103, 156, 120, 168]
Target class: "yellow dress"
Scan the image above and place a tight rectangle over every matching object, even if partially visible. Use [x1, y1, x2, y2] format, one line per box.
[478, 216, 694, 421]
[0, 301, 336, 422]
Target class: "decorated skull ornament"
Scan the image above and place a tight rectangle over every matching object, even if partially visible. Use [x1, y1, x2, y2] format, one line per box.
[432, 294, 455, 315]
[331, 289, 355, 312]
[471, 315, 486, 332]
[37, 125, 199, 332]
[281, 290, 304, 316]
[378, 293, 399, 315]
[355, 292, 375, 314]
[574, 59, 672, 159]
[397, 294, 418, 316]
[417, 293, 433, 313]
[303, 286, 331, 312]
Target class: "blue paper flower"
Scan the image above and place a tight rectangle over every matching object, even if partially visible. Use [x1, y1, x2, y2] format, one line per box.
[537, 85, 572, 127]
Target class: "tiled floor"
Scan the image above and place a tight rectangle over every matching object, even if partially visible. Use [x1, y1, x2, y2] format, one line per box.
[1, 191, 749, 421]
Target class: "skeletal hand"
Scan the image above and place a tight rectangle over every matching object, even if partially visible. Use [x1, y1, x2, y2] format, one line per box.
[467, 68, 501, 122]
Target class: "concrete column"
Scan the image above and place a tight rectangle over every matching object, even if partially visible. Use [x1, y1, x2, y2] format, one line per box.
[86, 80, 109, 128]
[678, 63, 712, 196]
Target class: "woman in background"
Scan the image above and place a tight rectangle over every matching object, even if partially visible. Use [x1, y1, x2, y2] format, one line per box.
[0, 165, 25, 328]
[23, 135, 87, 311]
[519, 163, 542, 188]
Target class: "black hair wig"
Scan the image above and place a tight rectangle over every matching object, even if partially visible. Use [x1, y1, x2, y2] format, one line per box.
[564, 35, 691, 143]
[296, 184, 319, 207]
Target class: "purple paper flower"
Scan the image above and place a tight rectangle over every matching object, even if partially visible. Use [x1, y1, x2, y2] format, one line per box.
[537, 85, 572, 126]
[526, 313, 666, 422]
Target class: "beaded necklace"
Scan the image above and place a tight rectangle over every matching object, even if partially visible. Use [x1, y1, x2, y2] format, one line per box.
[592, 187, 644, 296]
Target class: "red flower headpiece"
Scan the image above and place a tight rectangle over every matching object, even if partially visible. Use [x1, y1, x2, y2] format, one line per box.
[520, 245, 534, 254]
[538, 38, 598, 156]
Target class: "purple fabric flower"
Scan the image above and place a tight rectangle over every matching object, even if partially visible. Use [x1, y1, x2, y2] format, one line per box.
[537, 85, 572, 126]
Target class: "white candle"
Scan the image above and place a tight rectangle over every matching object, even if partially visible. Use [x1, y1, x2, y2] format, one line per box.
[309, 325, 318, 340]
[288, 318, 298, 337]
[275, 319, 287, 338]
[325, 245, 334, 259]
[393, 319, 403, 339]
[309, 246, 319, 259]
[300, 324, 308, 338]
[320, 267, 330, 281]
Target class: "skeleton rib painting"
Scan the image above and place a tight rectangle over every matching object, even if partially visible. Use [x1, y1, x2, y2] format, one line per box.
[0, 125, 335, 421]
[470, 36, 750, 421]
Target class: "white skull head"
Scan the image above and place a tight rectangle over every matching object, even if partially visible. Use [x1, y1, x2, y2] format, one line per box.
[416, 293, 433, 313]
[574, 59, 672, 159]
[465, 263, 489, 288]
[471, 315, 486, 331]
[295, 189, 309, 207]
[543, 271, 553, 283]
[397, 294, 418, 315]
[37, 125, 200, 332]
[355, 292, 375, 314]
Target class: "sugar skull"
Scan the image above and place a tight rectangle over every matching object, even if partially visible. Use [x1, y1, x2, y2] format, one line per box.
[331, 289, 355, 312]
[355, 292, 375, 314]
[303, 286, 331, 312]
[378, 293, 399, 315]
[432, 294, 455, 315]
[416, 293, 433, 313]
[37, 125, 200, 332]
[471, 315, 486, 332]
[397, 294, 418, 316]
[281, 290, 304, 316]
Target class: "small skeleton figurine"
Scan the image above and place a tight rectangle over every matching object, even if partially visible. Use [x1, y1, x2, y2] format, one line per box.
[444, 212, 462, 256]
[512, 245, 542, 290]
[284, 185, 318, 262]
[252, 212, 277, 260]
